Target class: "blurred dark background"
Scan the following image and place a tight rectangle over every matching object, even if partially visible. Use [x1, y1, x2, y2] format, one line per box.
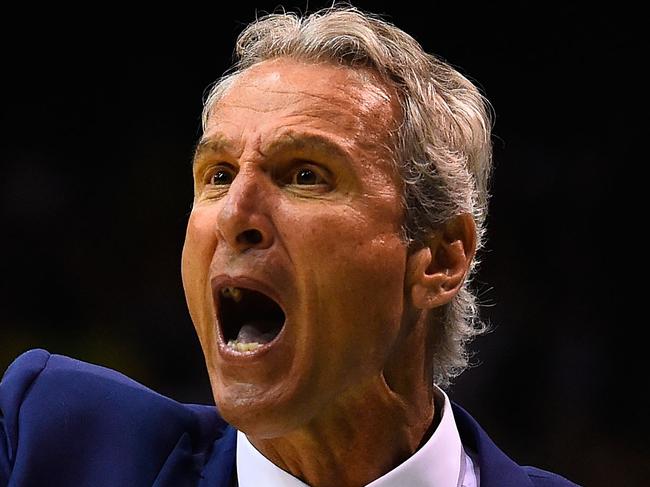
[1, 2, 645, 485]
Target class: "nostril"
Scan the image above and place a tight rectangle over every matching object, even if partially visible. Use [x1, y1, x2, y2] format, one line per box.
[238, 229, 263, 246]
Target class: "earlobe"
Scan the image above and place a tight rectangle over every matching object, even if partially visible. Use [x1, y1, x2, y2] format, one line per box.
[406, 214, 477, 310]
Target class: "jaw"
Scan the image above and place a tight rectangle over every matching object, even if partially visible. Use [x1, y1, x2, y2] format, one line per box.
[209, 302, 422, 440]
[209, 304, 345, 438]
[382, 305, 437, 407]
[211, 350, 322, 438]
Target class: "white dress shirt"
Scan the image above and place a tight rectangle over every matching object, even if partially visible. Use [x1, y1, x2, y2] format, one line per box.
[235, 386, 479, 487]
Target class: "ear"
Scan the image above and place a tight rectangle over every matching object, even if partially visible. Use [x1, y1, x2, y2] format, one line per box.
[406, 213, 477, 310]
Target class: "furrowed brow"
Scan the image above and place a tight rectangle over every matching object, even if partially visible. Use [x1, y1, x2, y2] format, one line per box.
[192, 135, 231, 166]
[191, 131, 352, 166]
[263, 132, 351, 162]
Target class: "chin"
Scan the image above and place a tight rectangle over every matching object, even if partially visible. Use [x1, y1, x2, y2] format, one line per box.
[214, 381, 317, 439]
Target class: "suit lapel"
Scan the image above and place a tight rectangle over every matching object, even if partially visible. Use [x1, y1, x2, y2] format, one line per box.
[452, 403, 534, 487]
[152, 432, 207, 487]
[199, 425, 238, 487]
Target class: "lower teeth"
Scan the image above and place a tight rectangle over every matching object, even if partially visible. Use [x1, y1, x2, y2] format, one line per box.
[227, 340, 262, 352]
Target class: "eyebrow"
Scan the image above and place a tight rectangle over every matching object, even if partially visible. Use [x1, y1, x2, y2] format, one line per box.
[192, 130, 352, 166]
[191, 134, 233, 166]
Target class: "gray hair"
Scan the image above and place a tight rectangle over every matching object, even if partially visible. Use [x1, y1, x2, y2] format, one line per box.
[200, 5, 493, 387]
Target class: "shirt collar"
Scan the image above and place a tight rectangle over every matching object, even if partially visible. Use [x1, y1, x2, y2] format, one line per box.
[235, 386, 465, 487]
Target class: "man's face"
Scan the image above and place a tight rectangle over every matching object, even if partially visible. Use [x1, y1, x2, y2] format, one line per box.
[182, 58, 410, 437]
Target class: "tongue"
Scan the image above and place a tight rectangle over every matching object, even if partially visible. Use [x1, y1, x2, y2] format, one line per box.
[236, 322, 279, 344]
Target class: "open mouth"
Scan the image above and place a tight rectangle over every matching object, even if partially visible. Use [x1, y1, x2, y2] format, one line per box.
[217, 286, 286, 353]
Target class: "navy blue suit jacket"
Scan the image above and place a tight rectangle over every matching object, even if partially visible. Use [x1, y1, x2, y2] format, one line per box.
[0, 350, 579, 486]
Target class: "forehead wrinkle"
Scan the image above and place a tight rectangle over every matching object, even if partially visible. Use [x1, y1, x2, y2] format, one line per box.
[218, 88, 360, 117]
[231, 65, 391, 114]
[199, 63, 399, 172]
[259, 128, 353, 161]
[215, 102, 274, 114]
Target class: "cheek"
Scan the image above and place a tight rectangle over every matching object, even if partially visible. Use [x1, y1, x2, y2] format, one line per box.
[339, 235, 406, 322]
[297, 202, 405, 283]
[290, 205, 407, 341]
[319, 232, 406, 379]
[181, 208, 218, 320]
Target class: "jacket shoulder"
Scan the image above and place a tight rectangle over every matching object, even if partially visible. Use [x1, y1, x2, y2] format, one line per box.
[0, 348, 51, 477]
[525, 466, 582, 486]
[451, 402, 581, 487]
[0, 349, 228, 486]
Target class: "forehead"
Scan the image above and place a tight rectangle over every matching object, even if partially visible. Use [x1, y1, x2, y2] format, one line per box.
[219, 58, 394, 111]
[202, 58, 400, 155]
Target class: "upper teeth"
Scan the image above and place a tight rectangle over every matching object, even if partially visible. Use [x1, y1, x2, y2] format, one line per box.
[221, 286, 242, 302]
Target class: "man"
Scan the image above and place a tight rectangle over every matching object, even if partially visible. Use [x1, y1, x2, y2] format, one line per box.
[0, 6, 579, 487]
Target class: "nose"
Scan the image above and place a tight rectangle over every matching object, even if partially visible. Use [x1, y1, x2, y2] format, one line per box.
[216, 168, 274, 253]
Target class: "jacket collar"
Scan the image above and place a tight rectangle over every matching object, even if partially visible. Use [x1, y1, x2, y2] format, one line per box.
[199, 426, 237, 487]
[451, 402, 534, 487]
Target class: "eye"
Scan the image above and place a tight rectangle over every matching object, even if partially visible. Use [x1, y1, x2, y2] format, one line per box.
[292, 166, 326, 186]
[207, 165, 236, 185]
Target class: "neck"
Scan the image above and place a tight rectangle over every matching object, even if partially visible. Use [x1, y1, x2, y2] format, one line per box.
[248, 311, 437, 487]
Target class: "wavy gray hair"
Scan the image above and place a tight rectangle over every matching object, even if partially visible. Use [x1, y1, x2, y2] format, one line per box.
[200, 6, 493, 387]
